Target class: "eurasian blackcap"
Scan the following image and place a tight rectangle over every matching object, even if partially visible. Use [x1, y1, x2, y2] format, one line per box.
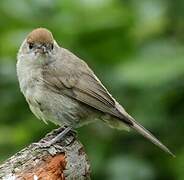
[16, 28, 174, 156]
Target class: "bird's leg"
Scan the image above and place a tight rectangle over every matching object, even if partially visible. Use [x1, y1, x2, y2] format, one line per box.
[34, 126, 75, 148]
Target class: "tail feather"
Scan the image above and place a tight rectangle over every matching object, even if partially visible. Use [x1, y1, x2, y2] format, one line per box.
[129, 118, 175, 157]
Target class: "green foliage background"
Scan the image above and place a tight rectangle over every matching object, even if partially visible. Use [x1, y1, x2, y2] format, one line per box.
[0, 0, 183, 179]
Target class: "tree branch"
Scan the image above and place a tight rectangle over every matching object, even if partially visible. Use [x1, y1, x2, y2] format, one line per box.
[0, 127, 91, 180]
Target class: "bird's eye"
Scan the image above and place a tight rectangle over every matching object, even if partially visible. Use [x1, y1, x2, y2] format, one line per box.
[51, 44, 54, 50]
[29, 43, 34, 49]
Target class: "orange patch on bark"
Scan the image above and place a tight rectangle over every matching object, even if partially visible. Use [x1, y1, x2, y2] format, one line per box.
[17, 153, 66, 180]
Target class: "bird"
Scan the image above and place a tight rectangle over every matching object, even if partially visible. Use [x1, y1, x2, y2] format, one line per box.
[16, 27, 174, 157]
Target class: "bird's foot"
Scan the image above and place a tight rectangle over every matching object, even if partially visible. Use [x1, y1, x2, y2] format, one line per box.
[33, 141, 53, 148]
[33, 126, 75, 148]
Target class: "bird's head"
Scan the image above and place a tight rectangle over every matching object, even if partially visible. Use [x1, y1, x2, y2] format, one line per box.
[18, 28, 59, 64]
[26, 28, 54, 55]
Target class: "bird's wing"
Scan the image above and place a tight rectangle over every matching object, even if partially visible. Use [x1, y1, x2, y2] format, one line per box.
[42, 62, 133, 125]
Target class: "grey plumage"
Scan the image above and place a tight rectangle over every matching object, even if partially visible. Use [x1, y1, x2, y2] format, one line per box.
[17, 28, 174, 157]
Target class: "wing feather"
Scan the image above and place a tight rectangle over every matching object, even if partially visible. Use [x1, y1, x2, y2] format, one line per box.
[42, 65, 132, 125]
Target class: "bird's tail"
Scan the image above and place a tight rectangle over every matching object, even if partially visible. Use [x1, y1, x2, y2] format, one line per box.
[103, 102, 175, 157]
[128, 116, 175, 157]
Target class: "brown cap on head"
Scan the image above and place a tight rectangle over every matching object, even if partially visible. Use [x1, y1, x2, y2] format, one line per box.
[27, 28, 54, 44]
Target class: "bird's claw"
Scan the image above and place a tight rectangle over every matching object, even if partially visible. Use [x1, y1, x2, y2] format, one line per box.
[33, 141, 53, 148]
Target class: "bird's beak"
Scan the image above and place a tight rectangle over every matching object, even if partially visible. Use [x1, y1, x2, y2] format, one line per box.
[36, 45, 48, 54]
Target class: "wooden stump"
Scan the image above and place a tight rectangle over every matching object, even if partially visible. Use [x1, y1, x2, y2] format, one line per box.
[0, 127, 91, 180]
